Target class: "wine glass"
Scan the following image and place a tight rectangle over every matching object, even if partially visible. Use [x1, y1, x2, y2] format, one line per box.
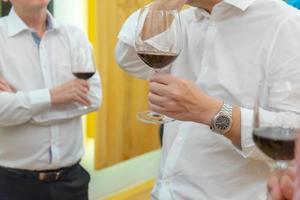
[71, 47, 96, 110]
[253, 80, 300, 170]
[135, 6, 183, 124]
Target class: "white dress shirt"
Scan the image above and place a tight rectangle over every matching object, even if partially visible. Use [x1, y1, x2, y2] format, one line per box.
[0, 9, 102, 170]
[116, 0, 300, 199]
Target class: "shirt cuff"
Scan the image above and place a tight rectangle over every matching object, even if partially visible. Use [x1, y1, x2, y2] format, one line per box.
[233, 107, 256, 158]
[28, 89, 51, 115]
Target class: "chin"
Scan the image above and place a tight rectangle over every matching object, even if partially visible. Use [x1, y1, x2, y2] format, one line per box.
[32, 0, 50, 9]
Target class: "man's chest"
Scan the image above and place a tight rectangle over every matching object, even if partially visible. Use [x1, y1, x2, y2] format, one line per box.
[172, 20, 268, 106]
[0, 35, 74, 91]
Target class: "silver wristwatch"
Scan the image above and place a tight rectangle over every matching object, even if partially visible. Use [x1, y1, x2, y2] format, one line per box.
[210, 103, 233, 135]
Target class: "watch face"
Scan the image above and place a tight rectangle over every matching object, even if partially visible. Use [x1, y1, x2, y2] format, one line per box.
[215, 115, 231, 130]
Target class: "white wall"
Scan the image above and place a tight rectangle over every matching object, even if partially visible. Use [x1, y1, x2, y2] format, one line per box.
[53, 0, 87, 33]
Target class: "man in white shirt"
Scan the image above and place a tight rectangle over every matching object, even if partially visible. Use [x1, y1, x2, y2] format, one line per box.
[0, 0, 102, 199]
[115, 0, 300, 199]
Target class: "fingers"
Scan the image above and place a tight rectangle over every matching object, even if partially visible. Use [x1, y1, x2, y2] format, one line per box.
[285, 167, 296, 181]
[0, 79, 7, 86]
[0, 79, 14, 92]
[149, 101, 167, 114]
[149, 81, 169, 96]
[150, 73, 174, 85]
[280, 174, 294, 199]
[74, 79, 89, 91]
[267, 175, 284, 200]
[267, 170, 294, 200]
[149, 91, 179, 112]
[50, 79, 91, 106]
[0, 83, 8, 91]
[149, 91, 168, 106]
[71, 85, 90, 106]
[77, 82, 89, 94]
[74, 92, 90, 106]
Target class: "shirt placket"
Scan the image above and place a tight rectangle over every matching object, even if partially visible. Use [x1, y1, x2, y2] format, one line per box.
[39, 34, 60, 166]
[158, 17, 218, 200]
[197, 18, 217, 82]
[158, 123, 191, 199]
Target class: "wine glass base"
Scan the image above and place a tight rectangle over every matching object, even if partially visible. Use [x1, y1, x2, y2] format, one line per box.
[137, 111, 174, 124]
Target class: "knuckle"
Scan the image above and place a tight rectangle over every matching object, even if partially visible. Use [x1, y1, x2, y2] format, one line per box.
[148, 93, 154, 101]
[170, 90, 180, 99]
[167, 101, 176, 108]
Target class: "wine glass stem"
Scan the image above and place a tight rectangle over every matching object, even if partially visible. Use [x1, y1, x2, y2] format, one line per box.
[276, 161, 289, 169]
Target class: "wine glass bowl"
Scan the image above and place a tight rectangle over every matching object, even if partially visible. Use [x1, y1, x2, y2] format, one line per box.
[253, 127, 297, 161]
[135, 6, 182, 124]
[252, 81, 300, 169]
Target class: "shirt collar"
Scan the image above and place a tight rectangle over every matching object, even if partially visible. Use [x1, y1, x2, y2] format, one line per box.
[222, 0, 257, 11]
[7, 7, 60, 37]
[194, 0, 257, 20]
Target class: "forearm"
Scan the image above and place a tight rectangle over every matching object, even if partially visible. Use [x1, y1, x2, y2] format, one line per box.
[0, 89, 51, 127]
[31, 74, 102, 125]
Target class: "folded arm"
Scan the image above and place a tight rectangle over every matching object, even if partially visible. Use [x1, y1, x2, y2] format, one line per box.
[31, 74, 102, 126]
[0, 85, 51, 127]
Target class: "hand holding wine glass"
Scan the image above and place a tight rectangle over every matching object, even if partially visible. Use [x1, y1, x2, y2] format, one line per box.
[50, 79, 90, 106]
[71, 47, 96, 110]
[135, 6, 183, 124]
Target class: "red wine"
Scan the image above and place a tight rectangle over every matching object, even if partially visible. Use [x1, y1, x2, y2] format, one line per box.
[137, 51, 178, 69]
[73, 72, 95, 80]
[253, 127, 297, 160]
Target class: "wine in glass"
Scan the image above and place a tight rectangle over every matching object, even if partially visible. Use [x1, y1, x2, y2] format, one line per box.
[253, 80, 300, 169]
[72, 48, 96, 110]
[135, 6, 183, 124]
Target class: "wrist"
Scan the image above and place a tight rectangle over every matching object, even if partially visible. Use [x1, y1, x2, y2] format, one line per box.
[197, 97, 223, 126]
[49, 89, 57, 106]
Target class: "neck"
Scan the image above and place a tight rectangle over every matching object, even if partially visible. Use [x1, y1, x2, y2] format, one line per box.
[14, 7, 47, 38]
[187, 0, 221, 12]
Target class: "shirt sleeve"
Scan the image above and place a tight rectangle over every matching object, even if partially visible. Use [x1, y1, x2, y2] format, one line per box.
[0, 89, 51, 127]
[235, 108, 276, 160]
[235, 14, 300, 160]
[31, 28, 102, 126]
